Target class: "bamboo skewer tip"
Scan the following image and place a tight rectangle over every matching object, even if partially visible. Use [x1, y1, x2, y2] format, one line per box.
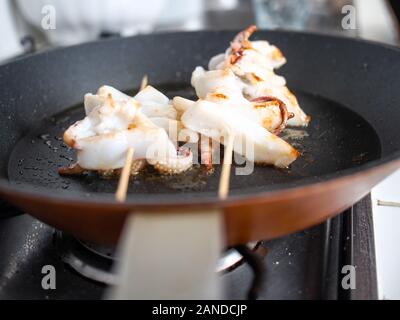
[140, 75, 149, 91]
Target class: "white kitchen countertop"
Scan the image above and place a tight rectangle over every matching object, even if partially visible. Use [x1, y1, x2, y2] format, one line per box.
[372, 171, 400, 300]
[355, 0, 400, 300]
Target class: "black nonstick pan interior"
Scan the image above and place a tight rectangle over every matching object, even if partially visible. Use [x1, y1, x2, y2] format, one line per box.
[7, 85, 381, 201]
[0, 30, 399, 203]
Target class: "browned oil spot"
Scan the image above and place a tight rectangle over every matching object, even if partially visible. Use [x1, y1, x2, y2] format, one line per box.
[281, 128, 309, 141]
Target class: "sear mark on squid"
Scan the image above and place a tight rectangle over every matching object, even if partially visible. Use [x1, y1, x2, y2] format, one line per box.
[251, 96, 294, 136]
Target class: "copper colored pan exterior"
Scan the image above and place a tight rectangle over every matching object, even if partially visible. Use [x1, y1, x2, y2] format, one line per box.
[1, 160, 398, 246]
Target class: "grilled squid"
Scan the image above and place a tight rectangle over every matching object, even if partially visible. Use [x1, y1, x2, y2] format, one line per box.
[207, 25, 310, 127]
[61, 26, 308, 175]
[251, 96, 294, 135]
[61, 87, 193, 175]
[190, 66, 289, 134]
[84, 85, 199, 143]
[149, 146, 193, 175]
[182, 99, 299, 168]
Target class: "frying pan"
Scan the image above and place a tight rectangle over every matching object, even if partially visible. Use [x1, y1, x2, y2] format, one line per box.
[0, 30, 400, 249]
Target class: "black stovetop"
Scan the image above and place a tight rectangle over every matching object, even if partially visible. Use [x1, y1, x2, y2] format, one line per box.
[0, 196, 377, 300]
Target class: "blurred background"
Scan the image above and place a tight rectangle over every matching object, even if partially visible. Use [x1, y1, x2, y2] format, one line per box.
[1, 0, 400, 300]
[1, 0, 400, 62]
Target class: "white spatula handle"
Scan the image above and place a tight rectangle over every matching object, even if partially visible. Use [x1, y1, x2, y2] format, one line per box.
[109, 209, 224, 300]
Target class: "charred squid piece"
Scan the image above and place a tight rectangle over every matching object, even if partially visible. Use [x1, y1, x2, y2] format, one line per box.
[251, 96, 294, 135]
[58, 163, 86, 175]
[230, 25, 258, 64]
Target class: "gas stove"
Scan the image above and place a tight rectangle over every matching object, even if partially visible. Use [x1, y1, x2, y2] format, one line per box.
[0, 196, 377, 300]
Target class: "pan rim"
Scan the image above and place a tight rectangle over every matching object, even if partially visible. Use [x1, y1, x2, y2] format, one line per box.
[2, 28, 400, 70]
[1, 29, 400, 207]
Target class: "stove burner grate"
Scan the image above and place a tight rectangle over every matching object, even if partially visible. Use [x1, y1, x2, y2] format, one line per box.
[56, 232, 264, 295]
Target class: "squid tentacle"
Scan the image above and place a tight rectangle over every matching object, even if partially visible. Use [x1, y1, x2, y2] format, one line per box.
[251, 96, 294, 135]
[230, 25, 258, 64]
[151, 147, 193, 175]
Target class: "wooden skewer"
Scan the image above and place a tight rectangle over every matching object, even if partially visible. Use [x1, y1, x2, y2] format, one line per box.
[115, 148, 135, 202]
[140, 75, 148, 91]
[115, 75, 147, 202]
[218, 134, 235, 200]
[377, 200, 400, 208]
